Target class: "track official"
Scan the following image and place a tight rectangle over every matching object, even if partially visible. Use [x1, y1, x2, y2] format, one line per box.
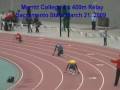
[111, 57, 120, 86]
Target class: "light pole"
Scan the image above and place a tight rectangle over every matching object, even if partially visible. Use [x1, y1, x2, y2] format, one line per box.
[10, 0, 13, 10]
[56, 5, 62, 37]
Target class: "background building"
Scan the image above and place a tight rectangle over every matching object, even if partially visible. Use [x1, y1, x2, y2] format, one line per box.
[0, 0, 120, 28]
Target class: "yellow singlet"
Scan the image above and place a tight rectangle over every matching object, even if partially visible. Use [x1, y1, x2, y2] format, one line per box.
[68, 59, 76, 64]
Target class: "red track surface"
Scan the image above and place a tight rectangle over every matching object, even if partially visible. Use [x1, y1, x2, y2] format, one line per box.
[0, 33, 120, 90]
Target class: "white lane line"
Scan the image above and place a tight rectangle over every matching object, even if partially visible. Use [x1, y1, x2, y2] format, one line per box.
[0, 51, 44, 90]
[0, 56, 24, 90]
[77, 46, 118, 59]
[87, 53, 95, 56]
[64, 51, 113, 90]
[57, 42, 116, 70]
[74, 44, 119, 56]
[38, 37, 45, 40]
[18, 41, 104, 90]
[65, 54, 104, 90]
[22, 36, 119, 55]
[64, 50, 115, 90]
[20, 38, 116, 70]
[1, 37, 119, 55]
[0, 38, 115, 71]
[88, 77, 97, 80]
[18, 42, 84, 89]
[76, 68, 84, 90]
[0, 40, 84, 90]
[96, 64, 104, 67]
[15, 38, 116, 70]
[0, 37, 116, 89]
[15, 37, 119, 59]
[0, 46, 63, 90]
[39, 37, 119, 55]
[87, 55, 115, 69]
[4, 36, 119, 90]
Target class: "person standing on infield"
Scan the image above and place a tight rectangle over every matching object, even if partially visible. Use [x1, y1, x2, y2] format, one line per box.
[103, 30, 107, 46]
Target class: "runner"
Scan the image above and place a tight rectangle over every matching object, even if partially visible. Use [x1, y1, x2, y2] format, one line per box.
[53, 43, 64, 56]
[65, 59, 79, 75]
[111, 56, 120, 86]
[15, 33, 22, 42]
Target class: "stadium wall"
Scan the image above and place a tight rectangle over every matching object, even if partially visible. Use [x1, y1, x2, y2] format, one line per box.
[0, 0, 120, 28]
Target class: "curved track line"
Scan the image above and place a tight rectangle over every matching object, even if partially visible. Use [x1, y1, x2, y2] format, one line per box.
[0, 38, 118, 59]
[1, 51, 44, 90]
[23, 37, 120, 55]
[0, 47, 63, 90]
[76, 68, 84, 90]
[63, 44, 118, 62]
[0, 39, 108, 90]
[26, 37, 119, 55]
[0, 56, 24, 90]
[1, 38, 114, 71]
[20, 41, 104, 90]
[3, 36, 116, 59]
[67, 47, 116, 69]
[20, 42, 103, 90]
[0, 36, 118, 89]
[65, 54, 104, 90]
[16, 39, 116, 69]
[1, 34, 119, 55]
[0, 41, 98, 90]
[0, 41, 84, 90]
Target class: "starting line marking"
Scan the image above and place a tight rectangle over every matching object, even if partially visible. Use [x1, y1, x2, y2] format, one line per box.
[89, 77, 97, 80]
[96, 64, 104, 66]
[87, 53, 95, 56]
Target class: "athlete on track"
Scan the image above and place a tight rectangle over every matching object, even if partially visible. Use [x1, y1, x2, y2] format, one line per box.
[111, 57, 120, 86]
[53, 43, 64, 56]
[65, 59, 79, 75]
[15, 33, 22, 42]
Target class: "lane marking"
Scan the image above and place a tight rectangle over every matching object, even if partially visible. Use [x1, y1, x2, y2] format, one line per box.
[0, 40, 83, 90]
[14, 36, 119, 58]
[66, 54, 104, 90]
[0, 52, 44, 90]
[76, 68, 84, 90]
[26, 36, 119, 55]
[0, 38, 115, 71]
[0, 46, 63, 90]
[96, 64, 104, 67]
[1, 35, 119, 55]
[0, 56, 24, 90]
[0, 38, 105, 89]
[87, 53, 95, 56]
[0, 36, 118, 90]
[88, 77, 97, 80]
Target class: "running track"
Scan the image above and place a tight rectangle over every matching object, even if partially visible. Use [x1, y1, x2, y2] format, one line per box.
[0, 33, 120, 90]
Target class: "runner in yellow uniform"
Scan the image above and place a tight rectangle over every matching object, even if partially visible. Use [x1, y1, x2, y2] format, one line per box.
[65, 59, 79, 75]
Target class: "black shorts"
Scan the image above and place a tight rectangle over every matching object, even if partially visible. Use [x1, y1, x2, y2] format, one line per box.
[69, 64, 75, 70]
[58, 50, 63, 56]
[60, 50, 63, 54]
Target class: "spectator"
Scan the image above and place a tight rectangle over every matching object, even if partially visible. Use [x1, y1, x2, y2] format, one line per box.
[91, 13, 97, 30]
